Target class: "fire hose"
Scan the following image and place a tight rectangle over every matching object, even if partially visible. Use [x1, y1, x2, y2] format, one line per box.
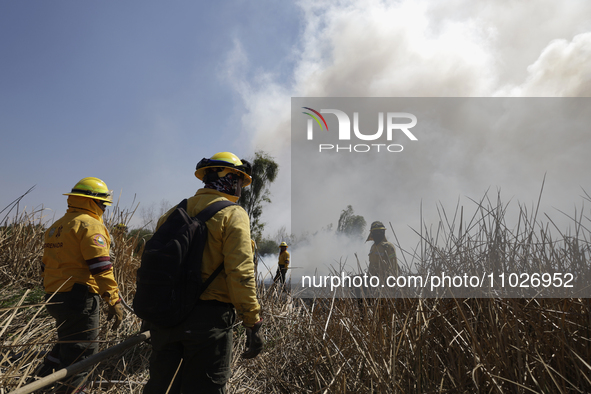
[9, 331, 151, 394]
[9, 295, 143, 394]
[119, 295, 135, 314]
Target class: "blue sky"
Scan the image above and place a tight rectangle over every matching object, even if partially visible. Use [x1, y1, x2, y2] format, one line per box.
[1, 1, 300, 228]
[2, 0, 591, 255]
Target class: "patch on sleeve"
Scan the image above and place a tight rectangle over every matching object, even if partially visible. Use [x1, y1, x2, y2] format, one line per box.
[92, 234, 108, 248]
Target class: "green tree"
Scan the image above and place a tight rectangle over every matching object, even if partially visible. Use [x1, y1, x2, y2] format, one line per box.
[239, 151, 279, 242]
[336, 205, 366, 240]
[257, 238, 279, 256]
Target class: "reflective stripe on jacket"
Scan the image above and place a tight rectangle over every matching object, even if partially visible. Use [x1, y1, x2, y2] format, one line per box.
[156, 188, 261, 326]
[42, 196, 120, 305]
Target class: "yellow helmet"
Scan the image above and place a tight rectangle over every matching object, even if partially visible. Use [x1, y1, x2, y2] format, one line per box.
[64, 177, 113, 206]
[194, 152, 252, 187]
[366, 221, 386, 242]
[280, 242, 288, 247]
[369, 221, 386, 231]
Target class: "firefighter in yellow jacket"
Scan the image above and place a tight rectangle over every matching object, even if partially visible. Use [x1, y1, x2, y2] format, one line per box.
[144, 152, 263, 394]
[367, 221, 399, 278]
[39, 177, 123, 393]
[273, 242, 290, 286]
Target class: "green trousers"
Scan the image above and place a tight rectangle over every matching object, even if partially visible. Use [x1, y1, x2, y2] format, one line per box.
[45, 290, 100, 392]
[144, 301, 236, 394]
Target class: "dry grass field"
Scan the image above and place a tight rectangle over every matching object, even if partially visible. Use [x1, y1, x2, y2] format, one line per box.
[1, 191, 591, 393]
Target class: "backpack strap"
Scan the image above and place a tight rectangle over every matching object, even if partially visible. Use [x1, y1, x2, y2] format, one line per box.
[194, 200, 236, 222]
[193, 200, 237, 296]
[201, 260, 225, 292]
[178, 198, 189, 211]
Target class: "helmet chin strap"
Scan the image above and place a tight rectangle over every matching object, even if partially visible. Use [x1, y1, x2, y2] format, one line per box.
[228, 174, 244, 197]
[233, 177, 243, 198]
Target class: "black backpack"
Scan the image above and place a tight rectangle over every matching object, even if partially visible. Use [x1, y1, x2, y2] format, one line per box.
[133, 199, 235, 327]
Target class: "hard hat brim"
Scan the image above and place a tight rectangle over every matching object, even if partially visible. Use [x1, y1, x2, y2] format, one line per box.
[194, 167, 252, 187]
[64, 192, 113, 206]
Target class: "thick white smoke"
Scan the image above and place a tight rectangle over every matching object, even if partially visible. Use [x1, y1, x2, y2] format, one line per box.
[227, 0, 591, 278]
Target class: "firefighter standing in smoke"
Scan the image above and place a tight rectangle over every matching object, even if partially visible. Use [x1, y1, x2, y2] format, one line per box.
[367, 221, 400, 279]
[273, 242, 290, 285]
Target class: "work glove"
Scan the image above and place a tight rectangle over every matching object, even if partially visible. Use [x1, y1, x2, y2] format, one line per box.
[241, 319, 263, 359]
[107, 300, 124, 331]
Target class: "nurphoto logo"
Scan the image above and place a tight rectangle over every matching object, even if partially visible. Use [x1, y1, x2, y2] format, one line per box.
[302, 107, 418, 153]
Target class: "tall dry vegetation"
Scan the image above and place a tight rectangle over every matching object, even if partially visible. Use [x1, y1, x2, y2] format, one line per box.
[1, 189, 591, 393]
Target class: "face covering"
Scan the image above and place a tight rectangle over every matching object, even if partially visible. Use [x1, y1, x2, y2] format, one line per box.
[204, 172, 242, 196]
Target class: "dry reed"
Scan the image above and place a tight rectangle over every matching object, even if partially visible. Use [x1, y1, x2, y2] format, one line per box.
[1, 189, 590, 393]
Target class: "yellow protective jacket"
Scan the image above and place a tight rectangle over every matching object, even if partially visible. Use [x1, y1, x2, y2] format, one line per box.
[368, 240, 399, 278]
[156, 188, 261, 326]
[42, 196, 120, 306]
[278, 250, 290, 269]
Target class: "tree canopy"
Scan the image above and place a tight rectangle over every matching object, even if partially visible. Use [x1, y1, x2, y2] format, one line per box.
[336, 205, 366, 240]
[239, 151, 279, 242]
